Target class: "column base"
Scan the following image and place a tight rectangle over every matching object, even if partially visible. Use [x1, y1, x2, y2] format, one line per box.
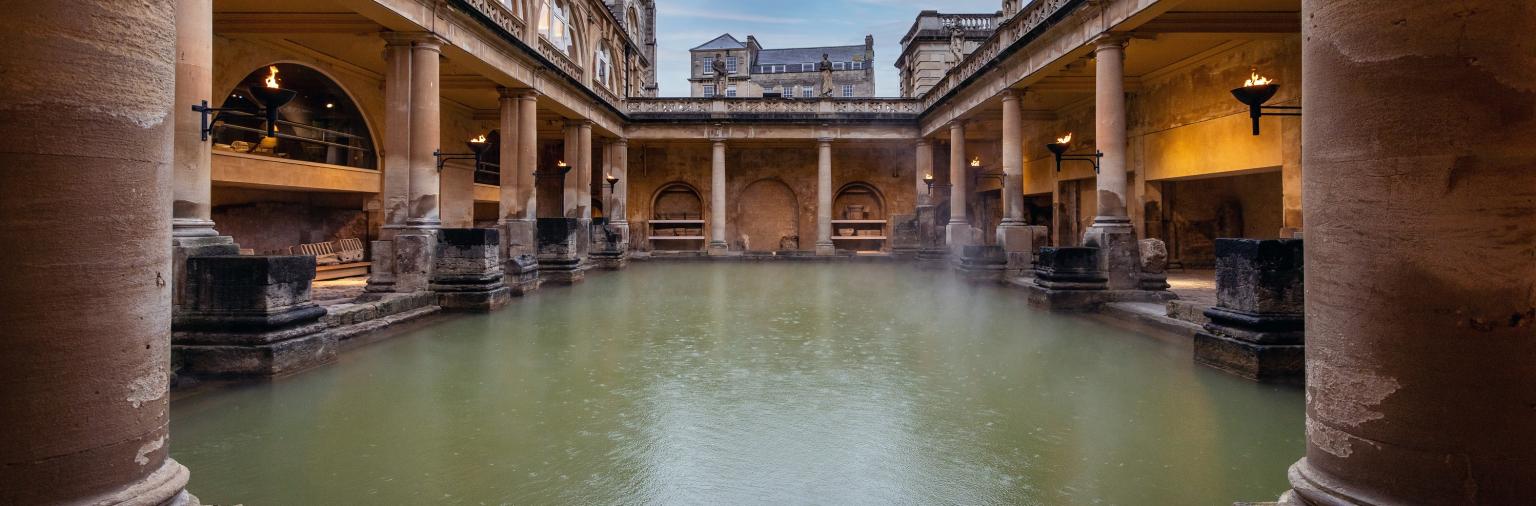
[708, 241, 729, 256]
[172, 218, 221, 238]
[173, 255, 336, 378]
[954, 245, 1007, 281]
[78, 458, 193, 506]
[394, 231, 438, 292]
[1082, 219, 1143, 291]
[945, 222, 971, 256]
[536, 218, 584, 285]
[172, 234, 239, 314]
[815, 241, 836, 256]
[505, 254, 542, 294]
[431, 228, 510, 312]
[364, 240, 398, 293]
[1193, 331, 1304, 383]
[997, 224, 1046, 278]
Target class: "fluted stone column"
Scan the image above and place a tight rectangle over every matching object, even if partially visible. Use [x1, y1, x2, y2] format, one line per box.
[0, 1, 190, 502]
[396, 34, 443, 292]
[1278, 1, 1536, 504]
[1081, 35, 1139, 290]
[171, 0, 239, 311]
[709, 133, 728, 255]
[366, 33, 417, 293]
[945, 121, 969, 252]
[815, 135, 835, 255]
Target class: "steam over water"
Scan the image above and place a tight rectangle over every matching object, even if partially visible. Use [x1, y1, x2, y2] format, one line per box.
[173, 262, 1302, 504]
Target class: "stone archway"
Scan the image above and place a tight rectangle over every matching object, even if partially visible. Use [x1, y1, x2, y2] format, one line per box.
[736, 178, 800, 252]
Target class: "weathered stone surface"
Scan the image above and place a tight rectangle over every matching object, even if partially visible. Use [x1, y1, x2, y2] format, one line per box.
[364, 239, 397, 293]
[173, 255, 335, 377]
[889, 213, 919, 258]
[394, 231, 437, 292]
[1194, 238, 1304, 382]
[1082, 223, 1141, 290]
[537, 218, 585, 284]
[589, 218, 629, 270]
[956, 245, 1006, 281]
[1033, 247, 1107, 290]
[431, 228, 509, 312]
[172, 235, 240, 315]
[505, 254, 542, 295]
[1138, 238, 1170, 290]
[996, 224, 1046, 276]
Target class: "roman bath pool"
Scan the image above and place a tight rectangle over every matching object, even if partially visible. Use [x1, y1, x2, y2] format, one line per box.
[171, 263, 1303, 504]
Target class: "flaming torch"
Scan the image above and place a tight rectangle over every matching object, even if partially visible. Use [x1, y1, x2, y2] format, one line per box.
[1045, 132, 1101, 173]
[249, 65, 297, 139]
[1230, 68, 1299, 135]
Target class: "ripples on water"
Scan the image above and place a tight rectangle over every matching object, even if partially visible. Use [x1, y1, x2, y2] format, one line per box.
[173, 263, 1303, 505]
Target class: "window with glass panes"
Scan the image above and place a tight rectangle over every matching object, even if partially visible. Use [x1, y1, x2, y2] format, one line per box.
[842, 84, 854, 97]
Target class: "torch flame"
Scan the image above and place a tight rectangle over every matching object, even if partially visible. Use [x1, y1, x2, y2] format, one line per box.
[263, 66, 281, 89]
[556, 160, 568, 167]
[1244, 69, 1273, 87]
[924, 173, 934, 180]
[470, 134, 487, 143]
[970, 156, 981, 167]
[1056, 132, 1072, 145]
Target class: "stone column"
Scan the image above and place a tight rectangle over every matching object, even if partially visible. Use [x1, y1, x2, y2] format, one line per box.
[996, 89, 1037, 275]
[562, 120, 580, 218]
[915, 139, 933, 206]
[1081, 35, 1140, 290]
[945, 121, 969, 252]
[516, 90, 539, 221]
[366, 32, 416, 293]
[396, 34, 443, 292]
[0, 1, 190, 502]
[815, 134, 835, 255]
[171, 0, 239, 309]
[709, 132, 728, 255]
[1280, 1, 1536, 504]
[406, 35, 443, 230]
[611, 138, 629, 228]
[497, 87, 519, 225]
[577, 120, 593, 221]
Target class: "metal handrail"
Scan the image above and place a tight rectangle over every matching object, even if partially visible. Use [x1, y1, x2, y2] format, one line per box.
[215, 123, 372, 152]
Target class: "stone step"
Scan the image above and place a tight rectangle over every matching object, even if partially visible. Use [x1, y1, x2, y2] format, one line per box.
[1166, 299, 1213, 326]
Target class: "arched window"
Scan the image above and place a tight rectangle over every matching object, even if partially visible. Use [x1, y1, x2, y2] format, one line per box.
[596, 44, 613, 89]
[212, 63, 376, 169]
[540, 0, 572, 54]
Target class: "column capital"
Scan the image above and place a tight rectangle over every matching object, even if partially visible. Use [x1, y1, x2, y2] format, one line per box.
[383, 31, 444, 49]
[498, 86, 537, 99]
[948, 120, 966, 130]
[916, 138, 930, 147]
[1092, 33, 1129, 53]
[709, 123, 727, 143]
[817, 136, 833, 145]
[613, 137, 628, 147]
[999, 88, 1023, 102]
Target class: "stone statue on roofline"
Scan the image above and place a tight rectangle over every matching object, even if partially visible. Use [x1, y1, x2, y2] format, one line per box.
[819, 53, 834, 97]
[712, 52, 729, 95]
[949, 25, 966, 64]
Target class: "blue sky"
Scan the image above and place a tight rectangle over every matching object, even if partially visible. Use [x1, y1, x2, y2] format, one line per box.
[652, 0, 1004, 97]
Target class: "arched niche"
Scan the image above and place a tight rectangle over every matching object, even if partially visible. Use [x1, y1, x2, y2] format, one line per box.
[833, 182, 886, 220]
[649, 182, 705, 251]
[736, 178, 800, 252]
[212, 63, 377, 169]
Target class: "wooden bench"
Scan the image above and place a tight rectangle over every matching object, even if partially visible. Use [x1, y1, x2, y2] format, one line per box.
[297, 240, 371, 281]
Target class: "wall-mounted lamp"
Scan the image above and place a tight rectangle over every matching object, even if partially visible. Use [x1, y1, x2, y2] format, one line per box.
[923, 173, 935, 194]
[970, 155, 982, 167]
[434, 134, 492, 172]
[605, 173, 620, 190]
[1231, 69, 1300, 135]
[1046, 133, 1102, 173]
[192, 65, 296, 141]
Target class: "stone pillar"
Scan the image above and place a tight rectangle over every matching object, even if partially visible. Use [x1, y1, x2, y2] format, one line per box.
[577, 120, 593, 221]
[1081, 35, 1140, 291]
[497, 86, 519, 229]
[1279, 1, 1536, 504]
[611, 138, 629, 229]
[591, 138, 630, 270]
[501, 89, 540, 294]
[173, 256, 334, 377]
[366, 33, 417, 293]
[815, 135, 835, 255]
[395, 34, 443, 292]
[708, 133, 728, 255]
[0, 1, 190, 502]
[996, 89, 1036, 276]
[945, 121, 969, 252]
[914, 139, 933, 206]
[171, 0, 239, 310]
[406, 35, 442, 230]
[562, 121, 580, 218]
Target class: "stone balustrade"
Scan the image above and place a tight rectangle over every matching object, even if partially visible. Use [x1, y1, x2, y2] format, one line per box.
[626, 97, 922, 121]
[922, 0, 1079, 110]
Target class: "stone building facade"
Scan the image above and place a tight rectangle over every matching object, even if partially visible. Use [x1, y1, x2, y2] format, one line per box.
[896, 11, 1001, 98]
[4, 0, 1534, 505]
[688, 34, 876, 98]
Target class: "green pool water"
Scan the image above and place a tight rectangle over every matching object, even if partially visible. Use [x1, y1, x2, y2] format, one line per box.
[172, 262, 1303, 505]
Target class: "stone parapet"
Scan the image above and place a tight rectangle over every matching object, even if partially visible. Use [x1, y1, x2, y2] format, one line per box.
[589, 218, 629, 270]
[1194, 238, 1304, 382]
[889, 213, 920, 259]
[173, 255, 335, 378]
[955, 245, 1007, 281]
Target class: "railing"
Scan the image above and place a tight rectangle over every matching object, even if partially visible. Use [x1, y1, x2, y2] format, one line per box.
[922, 0, 1079, 111]
[537, 38, 585, 81]
[940, 14, 999, 31]
[626, 98, 921, 120]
